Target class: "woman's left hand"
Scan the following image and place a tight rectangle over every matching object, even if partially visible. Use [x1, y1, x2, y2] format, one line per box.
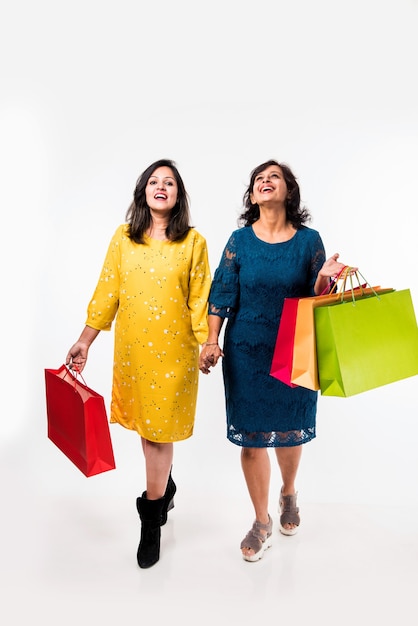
[319, 253, 357, 279]
[199, 343, 224, 374]
[314, 253, 358, 295]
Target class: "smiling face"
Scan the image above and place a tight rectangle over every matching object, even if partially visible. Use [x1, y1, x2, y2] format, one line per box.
[250, 165, 288, 208]
[145, 166, 178, 212]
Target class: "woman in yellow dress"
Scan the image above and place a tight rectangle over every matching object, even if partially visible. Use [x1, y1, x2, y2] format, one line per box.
[66, 159, 211, 568]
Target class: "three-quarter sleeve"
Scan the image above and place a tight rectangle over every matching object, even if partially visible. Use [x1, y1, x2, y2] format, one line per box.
[187, 232, 212, 344]
[208, 233, 239, 319]
[86, 226, 122, 330]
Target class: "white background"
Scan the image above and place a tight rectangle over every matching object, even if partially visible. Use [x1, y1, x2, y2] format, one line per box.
[1, 1, 417, 623]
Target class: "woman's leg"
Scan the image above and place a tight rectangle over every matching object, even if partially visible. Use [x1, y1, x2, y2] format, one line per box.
[240, 447, 271, 558]
[141, 439, 174, 499]
[274, 444, 302, 495]
[274, 445, 302, 532]
[136, 440, 175, 568]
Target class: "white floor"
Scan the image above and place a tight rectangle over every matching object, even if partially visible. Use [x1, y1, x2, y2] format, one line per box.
[2, 422, 417, 626]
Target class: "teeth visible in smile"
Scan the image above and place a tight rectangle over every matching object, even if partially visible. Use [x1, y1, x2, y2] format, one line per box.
[262, 186, 273, 192]
[155, 194, 167, 199]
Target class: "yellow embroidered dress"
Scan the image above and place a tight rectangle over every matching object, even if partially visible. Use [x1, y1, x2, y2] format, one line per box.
[86, 224, 211, 442]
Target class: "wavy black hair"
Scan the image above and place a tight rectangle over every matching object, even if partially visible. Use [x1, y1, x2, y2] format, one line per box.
[239, 159, 311, 228]
[126, 159, 192, 243]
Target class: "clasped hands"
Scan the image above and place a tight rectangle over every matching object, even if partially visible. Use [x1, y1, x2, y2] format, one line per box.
[199, 343, 224, 374]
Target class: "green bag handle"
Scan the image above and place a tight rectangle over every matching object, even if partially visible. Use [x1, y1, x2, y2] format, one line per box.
[340, 268, 380, 304]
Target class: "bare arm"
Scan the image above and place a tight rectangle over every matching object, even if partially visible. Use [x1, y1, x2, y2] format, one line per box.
[199, 314, 225, 374]
[65, 325, 101, 373]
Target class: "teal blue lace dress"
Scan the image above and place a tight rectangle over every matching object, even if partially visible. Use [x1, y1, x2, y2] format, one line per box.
[209, 225, 326, 447]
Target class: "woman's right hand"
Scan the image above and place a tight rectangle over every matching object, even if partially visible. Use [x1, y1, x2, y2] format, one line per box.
[65, 341, 89, 373]
[65, 326, 100, 373]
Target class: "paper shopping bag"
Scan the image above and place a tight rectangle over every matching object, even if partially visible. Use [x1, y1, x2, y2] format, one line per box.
[45, 365, 116, 477]
[315, 289, 418, 397]
[270, 298, 300, 387]
[270, 288, 364, 388]
[291, 286, 392, 391]
[271, 267, 357, 388]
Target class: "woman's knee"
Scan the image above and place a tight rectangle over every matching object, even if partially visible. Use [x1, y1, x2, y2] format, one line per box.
[241, 447, 265, 462]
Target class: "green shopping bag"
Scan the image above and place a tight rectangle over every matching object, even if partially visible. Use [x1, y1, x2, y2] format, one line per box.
[315, 288, 418, 397]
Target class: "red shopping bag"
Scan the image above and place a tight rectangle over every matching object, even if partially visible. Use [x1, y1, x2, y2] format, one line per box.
[45, 364, 116, 477]
[269, 298, 300, 387]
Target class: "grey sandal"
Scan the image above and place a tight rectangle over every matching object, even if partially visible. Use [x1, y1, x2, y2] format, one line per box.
[279, 488, 300, 536]
[240, 515, 273, 562]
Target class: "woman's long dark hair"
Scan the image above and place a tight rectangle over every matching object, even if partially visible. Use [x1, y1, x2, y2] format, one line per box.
[126, 159, 192, 243]
[239, 160, 311, 228]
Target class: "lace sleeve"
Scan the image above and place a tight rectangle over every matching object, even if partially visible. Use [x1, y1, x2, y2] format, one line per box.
[309, 231, 326, 294]
[208, 233, 239, 319]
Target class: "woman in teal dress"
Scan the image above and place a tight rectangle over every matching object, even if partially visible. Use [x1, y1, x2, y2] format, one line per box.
[199, 160, 347, 562]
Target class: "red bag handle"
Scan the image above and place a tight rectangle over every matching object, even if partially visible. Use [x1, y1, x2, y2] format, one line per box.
[63, 364, 88, 388]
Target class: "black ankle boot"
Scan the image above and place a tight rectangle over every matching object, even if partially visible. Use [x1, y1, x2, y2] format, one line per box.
[136, 493, 165, 568]
[161, 471, 177, 526]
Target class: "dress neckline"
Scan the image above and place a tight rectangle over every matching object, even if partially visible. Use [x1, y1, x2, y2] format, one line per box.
[250, 225, 298, 245]
[144, 234, 170, 243]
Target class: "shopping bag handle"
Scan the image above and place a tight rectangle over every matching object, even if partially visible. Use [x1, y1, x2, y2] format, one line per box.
[63, 363, 88, 387]
[321, 265, 351, 295]
[341, 268, 380, 304]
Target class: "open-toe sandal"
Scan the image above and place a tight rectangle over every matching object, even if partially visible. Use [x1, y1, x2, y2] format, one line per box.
[279, 488, 300, 536]
[240, 515, 273, 562]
